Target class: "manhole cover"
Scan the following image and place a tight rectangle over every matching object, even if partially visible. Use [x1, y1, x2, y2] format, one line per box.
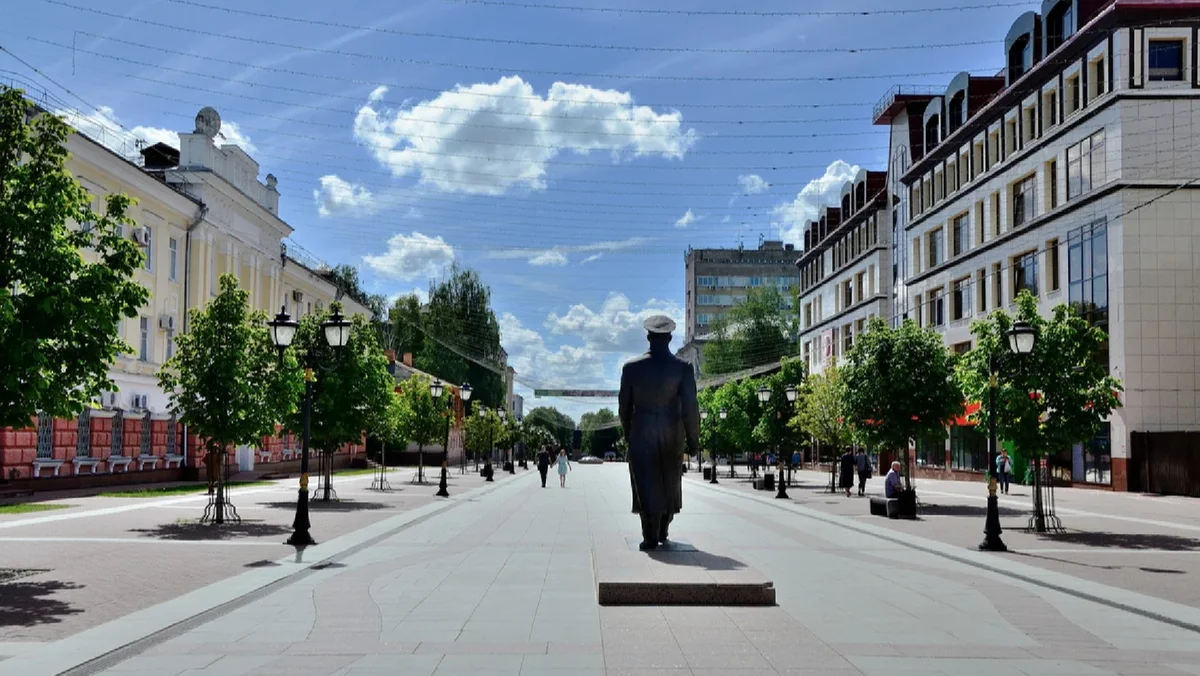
[0, 568, 50, 584]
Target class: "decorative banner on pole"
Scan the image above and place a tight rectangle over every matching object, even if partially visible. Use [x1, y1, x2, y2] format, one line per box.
[533, 389, 620, 398]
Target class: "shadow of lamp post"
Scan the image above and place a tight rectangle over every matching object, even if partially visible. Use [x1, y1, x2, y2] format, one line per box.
[980, 319, 1036, 551]
[268, 305, 350, 548]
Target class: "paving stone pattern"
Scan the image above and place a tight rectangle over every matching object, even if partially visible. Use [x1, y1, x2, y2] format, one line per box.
[6, 465, 1200, 675]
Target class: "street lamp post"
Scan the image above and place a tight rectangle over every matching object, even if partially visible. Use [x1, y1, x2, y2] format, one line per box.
[785, 384, 799, 488]
[700, 410, 709, 479]
[268, 305, 350, 548]
[479, 407, 495, 482]
[719, 408, 729, 479]
[979, 320, 1036, 551]
[758, 385, 789, 500]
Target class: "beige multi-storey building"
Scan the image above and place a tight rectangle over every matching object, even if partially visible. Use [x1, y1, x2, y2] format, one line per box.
[679, 240, 800, 374]
[877, 0, 1200, 491]
[1, 102, 367, 481]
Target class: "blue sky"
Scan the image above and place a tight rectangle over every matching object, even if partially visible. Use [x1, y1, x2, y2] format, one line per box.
[1, 0, 1036, 420]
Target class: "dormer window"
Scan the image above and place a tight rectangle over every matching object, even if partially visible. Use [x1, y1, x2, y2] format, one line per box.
[925, 115, 940, 149]
[1009, 35, 1033, 83]
[1046, 2, 1074, 53]
[948, 91, 965, 133]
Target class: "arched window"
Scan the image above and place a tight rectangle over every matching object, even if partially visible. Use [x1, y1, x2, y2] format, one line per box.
[925, 115, 940, 150]
[1046, 1, 1074, 53]
[1009, 35, 1032, 83]
[948, 91, 966, 133]
[842, 194, 852, 215]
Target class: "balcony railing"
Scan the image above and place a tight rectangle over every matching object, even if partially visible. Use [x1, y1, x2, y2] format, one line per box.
[872, 85, 945, 124]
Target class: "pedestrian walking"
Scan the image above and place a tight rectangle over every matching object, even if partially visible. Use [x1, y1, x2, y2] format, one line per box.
[839, 449, 855, 497]
[997, 450, 1013, 494]
[557, 449, 571, 487]
[537, 445, 551, 488]
[855, 448, 872, 496]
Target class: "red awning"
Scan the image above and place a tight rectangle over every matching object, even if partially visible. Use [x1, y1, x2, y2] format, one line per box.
[954, 401, 982, 427]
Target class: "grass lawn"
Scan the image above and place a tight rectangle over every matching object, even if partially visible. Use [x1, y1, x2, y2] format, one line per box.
[0, 503, 71, 514]
[99, 481, 271, 498]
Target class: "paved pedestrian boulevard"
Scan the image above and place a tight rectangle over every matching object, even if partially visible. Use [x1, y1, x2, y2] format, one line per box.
[9, 465, 1200, 675]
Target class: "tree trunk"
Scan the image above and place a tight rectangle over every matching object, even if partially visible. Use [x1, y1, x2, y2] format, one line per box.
[418, 443, 425, 483]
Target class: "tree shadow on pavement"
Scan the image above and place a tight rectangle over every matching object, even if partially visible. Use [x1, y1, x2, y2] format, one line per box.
[259, 500, 392, 512]
[0, 579, 84, 627]
[918, 504, 1025, 518]
[130, 520, 293, 541]
[648, 551, 747, 572]
[1036, 531, 1200, 551]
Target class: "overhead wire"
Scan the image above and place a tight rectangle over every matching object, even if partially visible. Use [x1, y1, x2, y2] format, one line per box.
[441, 0, 1034, 18]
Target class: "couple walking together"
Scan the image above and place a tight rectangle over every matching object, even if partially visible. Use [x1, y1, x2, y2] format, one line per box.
[536, 446, 571, 487]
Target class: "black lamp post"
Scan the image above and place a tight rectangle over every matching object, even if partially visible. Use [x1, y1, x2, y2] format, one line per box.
[785, 384, 799, 488]
[757, 385, 790, 500]
[268, 305, 350, 548]
[479, 407, 495, 481]
[458, 382, 472, 474]
[979, 320, 1036, 552]
[700, 410, 709, 479]
[719, 408, 730, 479]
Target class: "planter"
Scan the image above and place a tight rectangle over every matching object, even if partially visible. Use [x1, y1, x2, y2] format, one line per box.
[896, 488, 918, 519]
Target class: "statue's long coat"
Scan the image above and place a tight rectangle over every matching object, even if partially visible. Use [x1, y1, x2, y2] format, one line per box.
[618, 349, 700, 516]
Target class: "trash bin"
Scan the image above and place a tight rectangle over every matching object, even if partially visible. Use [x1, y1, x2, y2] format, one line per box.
[703, 467, 712, 481]
[763, 472, 775, 491]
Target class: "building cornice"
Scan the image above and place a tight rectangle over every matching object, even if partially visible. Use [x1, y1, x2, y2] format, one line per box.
[794, 190, 890, 267]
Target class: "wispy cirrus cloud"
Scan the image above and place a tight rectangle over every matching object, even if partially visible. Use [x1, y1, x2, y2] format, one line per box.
[486, 236, 652, 267]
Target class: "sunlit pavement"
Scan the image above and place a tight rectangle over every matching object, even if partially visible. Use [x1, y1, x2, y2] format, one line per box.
[6, 464, 1200, 675]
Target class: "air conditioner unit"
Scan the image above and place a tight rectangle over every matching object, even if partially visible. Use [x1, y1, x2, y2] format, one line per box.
[291, 290, 304, 303]
[133, 394, 149, 410]
[159, 314, 177, 331]
[130, 226, 150, 247]
[101, 391, 118, 408]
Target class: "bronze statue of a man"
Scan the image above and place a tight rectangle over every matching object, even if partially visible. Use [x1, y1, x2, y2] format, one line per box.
[618, 315, 700, 551]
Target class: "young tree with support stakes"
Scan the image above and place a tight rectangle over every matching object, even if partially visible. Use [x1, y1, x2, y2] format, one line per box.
[789, 366, 855, 493]
[842, 318, 963, 510]
[159, 275, 302, 523]
[0, 88, 150, 428]
[371, 389, 407, 491]
[395, 375, 445, 484]
[957, 291, 1122, 532]
[286, 305, 393, 501]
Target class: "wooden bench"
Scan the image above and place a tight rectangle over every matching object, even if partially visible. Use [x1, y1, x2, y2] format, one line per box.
[870, 496, 900, 519]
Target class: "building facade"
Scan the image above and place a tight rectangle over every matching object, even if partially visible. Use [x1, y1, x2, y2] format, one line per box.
[795, 170, 894, 375]
[0, 104, 367, 482]
[878, 0, 1200, 490]
[680, 240, 800, 374]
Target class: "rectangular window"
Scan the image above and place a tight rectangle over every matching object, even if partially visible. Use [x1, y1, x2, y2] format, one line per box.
[952, 214, 969, 257]
[804, 303, 812, 328]
[1068, 220, 1110, 366]
[143, 226, 153, 271]
[1023, 106, 1036, 145]
[139, 317, 150, 362]
[855, 272, 865, 302]
[992, 263, 1003, 309]
[1004, 119, 1017, 157]
[1066, 129, 1106, 199]
[951, 426, 989, 472]
[1091, 55, 1106, 97]
[1012, 175, 1036, 227]
[928, 228, 944, 268]
[843, 324, 853, 354]
[1066, 74, 1081, 115]
[166, 328, 176, 360]
[991, 192, 1001, 236]
[843, 281, 853, 309]
[952, 277, 971, 321]
[916, 437, 945, 469]
[1013, 250, 1040, 298]
[1149, 40, 1185, 81]
[927, 289, 945, 327]
[1047, 159, 1059, 210]
[951, 341, 972, 356]
[168, 237, 178, 282]
[1044, 90, 1059, 128]
[1047, 238, 1061, 292]
[975, 201, 985, 244]
[976, 269, 987, 313]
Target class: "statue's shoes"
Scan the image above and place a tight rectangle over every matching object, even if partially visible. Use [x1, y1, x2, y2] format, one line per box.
[638, 540, 659, 551]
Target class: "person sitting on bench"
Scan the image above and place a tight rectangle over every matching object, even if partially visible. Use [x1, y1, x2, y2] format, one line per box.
[885, 461, 903, 498]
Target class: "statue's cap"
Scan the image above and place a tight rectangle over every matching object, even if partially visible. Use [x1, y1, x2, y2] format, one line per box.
[643, 315, 676, 335]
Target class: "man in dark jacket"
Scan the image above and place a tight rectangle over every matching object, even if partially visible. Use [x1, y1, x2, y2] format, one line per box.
[536, 445, 551, 488]
[619, 315, 700, 551]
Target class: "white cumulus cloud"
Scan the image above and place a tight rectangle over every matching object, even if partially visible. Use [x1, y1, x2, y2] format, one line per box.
[362, 232, 455, 282]
[529, 250, 569, 267]
[352, 76, 698, 195]
[499, 313, 608, 388]
[772, 160, 861, 245]
[737, 174, 769, 194]
[674, 209, 697, 229]
[313, 175, 378, 218]
[546, 292, 683, 354]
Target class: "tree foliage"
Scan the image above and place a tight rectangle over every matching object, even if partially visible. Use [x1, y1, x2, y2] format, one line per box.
[0, 88, 150, 427]
[701, 286, 796, 376]
[698, 379, 758, 458]
[285, 304, 394, 455]
[842, 318, 963, 486]
[524, 406, 575, 448]
[159, 275, 302, 456]
[463, 407, 507, 456]
[751, 357, 807, 454]
[789, 366, 854, 454]
[394, 375, 446, 451]
[324, 263, 385, 321]
[417, 265, 506, 409]
[382, 292, 426, 360]
[956, 291, 1122, 467]
[580, 408, 621, 456]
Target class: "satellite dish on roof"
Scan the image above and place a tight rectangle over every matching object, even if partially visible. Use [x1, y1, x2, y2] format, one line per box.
[194, 107, 221, 139]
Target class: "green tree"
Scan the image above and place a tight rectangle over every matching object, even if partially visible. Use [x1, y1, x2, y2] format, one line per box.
[789, 366, 855, 490]
[395, 375, 446, 483]
[417, 266, 505, 408]
[751, 357, 808, 460]
[0, 88, 150, 428]
[158, 275, 302, 521]
[287, 304, 394, 500]
[524, 406, 576, 449]
[842, 318, 963, 491]
[702, 379, 759, 473]
[957, 292, 1122, 498]
[463, 407, 507, 464]
[381, 292, 425, 359]
[524, 424, 556, 452]
[580, 408, 621, 457]
[375, 390, 408, 462]
[701, 286, 796, 376]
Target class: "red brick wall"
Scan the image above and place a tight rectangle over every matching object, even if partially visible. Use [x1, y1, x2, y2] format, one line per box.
[89, 416, 113, 472]
[0, 418, 37, 479]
